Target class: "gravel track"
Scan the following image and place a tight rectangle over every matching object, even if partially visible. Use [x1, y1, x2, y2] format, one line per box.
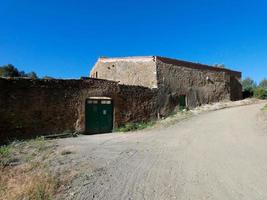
[58, 101, 267, 200]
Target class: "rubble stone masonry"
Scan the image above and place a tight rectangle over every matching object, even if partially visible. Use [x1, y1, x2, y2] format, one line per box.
[0, 78, 158, 143]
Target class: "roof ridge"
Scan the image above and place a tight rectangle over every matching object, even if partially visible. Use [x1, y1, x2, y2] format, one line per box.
[155, 56, 241, 74]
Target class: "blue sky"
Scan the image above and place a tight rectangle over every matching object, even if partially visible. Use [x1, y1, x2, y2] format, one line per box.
[0, 0, 266, 82]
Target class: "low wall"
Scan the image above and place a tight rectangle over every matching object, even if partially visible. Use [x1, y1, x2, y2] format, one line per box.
[116, 85, 158, 124]
[0, 78, 158, 143]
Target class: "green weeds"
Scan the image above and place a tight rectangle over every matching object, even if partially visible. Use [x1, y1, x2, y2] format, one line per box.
[0, 145, 13, 168]
[114, 121, 156, 132]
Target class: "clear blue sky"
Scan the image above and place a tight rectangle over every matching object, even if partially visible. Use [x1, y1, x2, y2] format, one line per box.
[0, 0, 266, 82]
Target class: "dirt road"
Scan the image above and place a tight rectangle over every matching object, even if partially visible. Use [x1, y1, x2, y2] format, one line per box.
[58, 102, 267, 200]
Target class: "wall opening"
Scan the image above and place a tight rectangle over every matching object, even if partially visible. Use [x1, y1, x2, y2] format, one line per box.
[85, 97, 113, 134]
[179, 95, 187, 110]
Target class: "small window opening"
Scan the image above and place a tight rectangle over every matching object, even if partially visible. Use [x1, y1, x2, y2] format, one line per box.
[95, 71, 98, 78]
[179, 95, 186, 110]
[101, 100, 111, 104]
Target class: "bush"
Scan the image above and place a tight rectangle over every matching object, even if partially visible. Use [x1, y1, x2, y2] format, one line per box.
[114, 121, 155, 132]
[254, 87, 267, 99]
[0, 64, 38, 78]
[259, 78, 267, 90]
[242, 77, 257, 93]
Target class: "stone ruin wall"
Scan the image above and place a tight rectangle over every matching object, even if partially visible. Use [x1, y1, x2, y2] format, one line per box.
[156, 57, 242, 114]
[0, 78, 158, 143]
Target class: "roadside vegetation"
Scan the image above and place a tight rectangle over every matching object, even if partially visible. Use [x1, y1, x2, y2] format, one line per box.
[114, 108, 191, 132]
[0, 64, 38, 79]
[242, 77, 267, 99]
[0, 64, 54, 79]
[0, 137, 75, 200]
[114, 121, 156, 132]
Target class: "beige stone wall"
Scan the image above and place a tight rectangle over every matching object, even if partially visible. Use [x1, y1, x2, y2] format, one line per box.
[90, 57, 158, 88]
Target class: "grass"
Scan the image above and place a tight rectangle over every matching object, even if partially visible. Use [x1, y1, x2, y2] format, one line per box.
[0, 145, 13, 168]
[61, 149, 74, 155]
[262, 104, 267, 111]
[0, 164, 59, 200]
[114, 108, 190, 133]
[114, 121, 156, 132]
[28, 136, 46, 151]
[0, 137, 74, 200]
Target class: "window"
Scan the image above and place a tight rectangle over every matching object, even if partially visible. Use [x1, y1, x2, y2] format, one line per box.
[87, 100, 98, 104]
[101, 100, 111, 104]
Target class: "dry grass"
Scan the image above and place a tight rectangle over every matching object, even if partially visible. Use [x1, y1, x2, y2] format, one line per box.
[61, 149, 74, 155]
[0, 163, 59, 200]
[0, 137, 76, 200]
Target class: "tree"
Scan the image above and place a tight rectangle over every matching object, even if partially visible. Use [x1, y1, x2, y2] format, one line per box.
[259, 78, 267, 90]
[242, 77, 257, 92]
[0, 64, 38, 79]
[0, 64, 20, 77]
[26, 72, 38, 79]
[254, 87, 267, 99]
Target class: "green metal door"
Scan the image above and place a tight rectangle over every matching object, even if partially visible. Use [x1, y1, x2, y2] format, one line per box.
[85, 98, 113, 134]
[179, 95, 186, 109]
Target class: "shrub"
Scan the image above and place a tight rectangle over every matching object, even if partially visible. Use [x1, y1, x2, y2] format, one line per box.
[114, 121, 155, 132]
[242, 77, 257, 93]
[259, 78, 267, 90]
[254, 87, 267, 99]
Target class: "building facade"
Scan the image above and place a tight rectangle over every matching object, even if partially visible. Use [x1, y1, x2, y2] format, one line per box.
[0, 56, 242, 142]
[90, 56, 242, 114]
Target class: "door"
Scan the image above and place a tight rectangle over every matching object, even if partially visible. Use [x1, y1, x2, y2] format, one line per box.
[85, 98, 113, 134]
[179, 95, 186, 109]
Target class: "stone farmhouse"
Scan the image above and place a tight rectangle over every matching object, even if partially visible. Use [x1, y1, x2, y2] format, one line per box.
[0, 56, 242, 143]
[90, 56, 242, 113]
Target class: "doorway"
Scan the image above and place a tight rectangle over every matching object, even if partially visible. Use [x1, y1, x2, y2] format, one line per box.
[85, 97, 113, 134]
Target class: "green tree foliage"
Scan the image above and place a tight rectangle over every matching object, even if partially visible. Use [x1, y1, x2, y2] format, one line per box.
[0, 64, 38, 79]
[242, 77, 257, 92]
[254, 87, 267, 99]
[26, 72, 38, 79]
[0, 64, 20, 77]
[259, 78, 267, 90]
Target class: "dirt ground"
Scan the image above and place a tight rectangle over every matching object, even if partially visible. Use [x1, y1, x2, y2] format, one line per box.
[56, 100, 267, 200]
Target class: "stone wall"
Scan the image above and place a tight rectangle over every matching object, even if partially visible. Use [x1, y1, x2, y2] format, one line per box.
[0, 78, 158, 143]
[229, 75, 243, 101]
[90, 57, 158, 88]
[116, 85, 158, 124]
[156, 57, 242, 113]
[89, 56, 242, 113]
